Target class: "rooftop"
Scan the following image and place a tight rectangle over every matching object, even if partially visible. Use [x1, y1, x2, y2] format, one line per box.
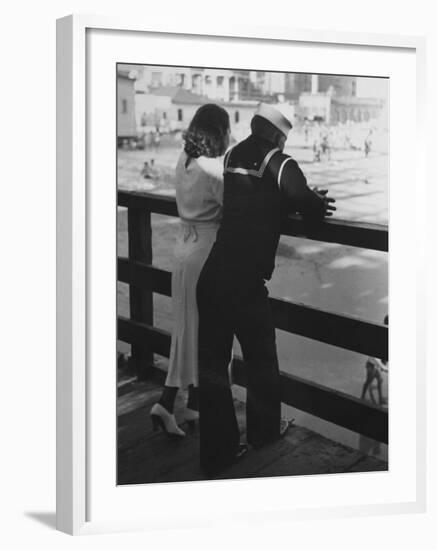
[148, 86, 263, 107]
[149, 86, 210, 105]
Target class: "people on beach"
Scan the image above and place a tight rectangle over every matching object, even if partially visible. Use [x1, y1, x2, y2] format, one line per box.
[150, 104, 230, 437]
[313, 125, 322, 162]
[149, 158, 159, 178]
[364, 129, 373, 158]
[140, 161, 152, 179]
[196, 102, 336, 476]
[141, 159, 159, 180]
[321, 128, 331, 161]
[153, 129, 161, 152]
[360, 314, 388, 406]
[313, 137, 322, 162]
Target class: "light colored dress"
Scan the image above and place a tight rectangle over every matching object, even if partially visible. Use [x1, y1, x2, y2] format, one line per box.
[165, 151, 224, 388]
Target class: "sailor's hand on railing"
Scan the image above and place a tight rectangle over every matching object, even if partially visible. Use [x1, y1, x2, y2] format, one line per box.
[313, 187, 336, 218]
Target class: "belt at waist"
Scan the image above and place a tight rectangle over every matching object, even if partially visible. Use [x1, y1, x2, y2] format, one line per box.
[179, 219, 219, 242]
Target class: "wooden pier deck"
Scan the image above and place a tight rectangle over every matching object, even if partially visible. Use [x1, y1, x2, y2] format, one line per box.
[117, 375, 388, 485]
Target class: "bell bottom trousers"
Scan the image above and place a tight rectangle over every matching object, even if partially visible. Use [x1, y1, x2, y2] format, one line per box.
[196, 264, 281, 473]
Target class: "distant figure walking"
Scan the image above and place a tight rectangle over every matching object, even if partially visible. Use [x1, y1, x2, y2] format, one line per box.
[361, 315, 388, 406]
[149, 104, 230, 437]
[304, 123, 309, 143]
[153, 129, 161, 153]
[313, 137, 322, 162]
[364, 129, 373, 158]
[321, 132, 331, 161]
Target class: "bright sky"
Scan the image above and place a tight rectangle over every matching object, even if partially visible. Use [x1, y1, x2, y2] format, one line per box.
[356, 77, 388, 99]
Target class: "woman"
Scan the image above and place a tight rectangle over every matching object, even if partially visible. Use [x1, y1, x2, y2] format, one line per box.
[150, 104, 230, 437]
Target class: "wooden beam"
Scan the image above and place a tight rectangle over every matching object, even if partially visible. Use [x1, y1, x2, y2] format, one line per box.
[117, 260, 388, 359]
[281, 215, 388, 252]
[118, 190, 178, 217]
[126, 208, 153, 379]
[118, 316, 171, 358]
[117, 317, 388, 443]
[231, 356, 388, 444]
[117, 190, 388, 251]
[270, 297, 388, 360]
[118, 258, 171, 296]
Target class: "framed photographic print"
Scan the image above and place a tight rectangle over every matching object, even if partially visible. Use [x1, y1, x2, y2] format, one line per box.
[56, 14, 427, 535]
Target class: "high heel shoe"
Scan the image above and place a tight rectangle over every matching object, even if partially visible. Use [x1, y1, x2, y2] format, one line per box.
[150, 403, 186, 438]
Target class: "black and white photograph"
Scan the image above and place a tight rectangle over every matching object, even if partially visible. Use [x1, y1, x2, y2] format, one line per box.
[116, 63, 389, 484]
[2, 0, 434, 542]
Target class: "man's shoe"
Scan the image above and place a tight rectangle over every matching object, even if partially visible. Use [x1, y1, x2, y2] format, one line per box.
[279, 418, 292, 438]
[250, 418, 293, 450]
[202, 444, 249, 478]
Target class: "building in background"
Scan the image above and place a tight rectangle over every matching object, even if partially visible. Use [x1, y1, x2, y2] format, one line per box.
[330, 96, 386, 125]
[296, 74, 386, 125]
[123, 65, 292, 103]
[117, 69, 137, 145]
[134, 84, 259, 142]
[117, 65, 388, 145]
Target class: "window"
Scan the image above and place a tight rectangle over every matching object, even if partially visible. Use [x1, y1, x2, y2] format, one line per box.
[235, 111, 240, 123]
[178, 109, 183, 122]
[121, 99, 127, 114]
[176, 73, 185, 87]
[151, 72, 161, 87]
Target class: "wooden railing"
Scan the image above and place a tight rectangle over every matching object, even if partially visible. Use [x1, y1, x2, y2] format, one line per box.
[117, 190, 389, 444]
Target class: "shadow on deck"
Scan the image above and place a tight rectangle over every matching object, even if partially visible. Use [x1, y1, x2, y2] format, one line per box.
[117, 376, 388, 485]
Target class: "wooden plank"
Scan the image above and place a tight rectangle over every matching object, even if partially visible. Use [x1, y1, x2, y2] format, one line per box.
[117, 389, 187, 454]
[117, 381, 162, 417]
[232, 357, 388, 444]
[118, 429, 199, 484]
[116, 378, 387, 484]
[118, 258, 171, 296]
[118, 317, 171, 357]
[117, 261, 388, 359]
[117, 387, 199, 484]
[158, 398, 247, 484]
[346, 455, 388, 472]
[118, 394, 245, 484]
[117, 320, 388, 443]
[118, 190, 178, 216]
[281, 215, 388, 252]
[270, 297, 388, 360]
[256, 432, 367, 478]
[213, 425, 313, 480]
[117, 190, 388, 251]
[126, 207, 154, 379]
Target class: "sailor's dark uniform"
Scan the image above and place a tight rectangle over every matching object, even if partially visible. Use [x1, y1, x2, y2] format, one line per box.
[197, 118, 326, 474]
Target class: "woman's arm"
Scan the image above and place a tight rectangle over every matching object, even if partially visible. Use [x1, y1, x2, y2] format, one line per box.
[198, 156, 224, 205]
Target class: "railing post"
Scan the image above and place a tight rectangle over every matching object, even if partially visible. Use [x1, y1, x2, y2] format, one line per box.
[127, 207, 153, 380]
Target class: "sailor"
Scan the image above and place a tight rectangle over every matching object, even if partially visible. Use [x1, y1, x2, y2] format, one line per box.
[197, 102, 336, 476]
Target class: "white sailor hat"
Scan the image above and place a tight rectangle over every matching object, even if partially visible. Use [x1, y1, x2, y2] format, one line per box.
[256, 102, 294, 135]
